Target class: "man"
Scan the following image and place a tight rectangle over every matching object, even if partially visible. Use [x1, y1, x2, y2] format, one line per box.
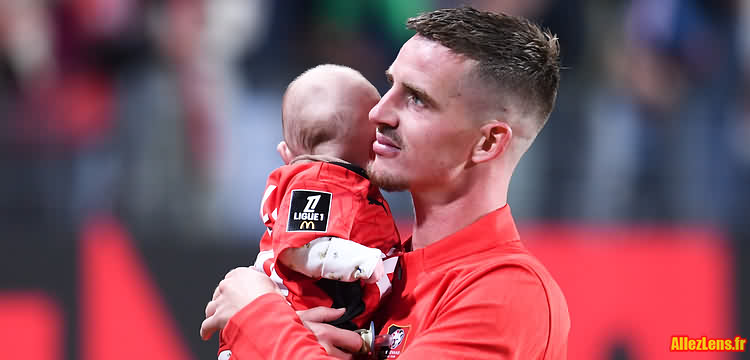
[201, 7, 570, 359]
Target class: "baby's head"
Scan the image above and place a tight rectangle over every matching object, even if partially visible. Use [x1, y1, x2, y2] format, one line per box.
[278, 64, 380, 168]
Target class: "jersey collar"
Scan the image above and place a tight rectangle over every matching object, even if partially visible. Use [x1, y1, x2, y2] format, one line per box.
[328, 161, 369, 179]
[406, 205, 521, 270]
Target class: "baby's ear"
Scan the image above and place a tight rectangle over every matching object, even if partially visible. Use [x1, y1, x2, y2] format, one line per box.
[277, 141, 295, 165]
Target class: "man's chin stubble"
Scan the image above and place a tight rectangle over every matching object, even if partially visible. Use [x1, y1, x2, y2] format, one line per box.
[366, 162, 409, 192]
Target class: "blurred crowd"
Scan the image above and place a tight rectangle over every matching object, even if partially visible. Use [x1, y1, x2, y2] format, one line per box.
[0, 0, 747, 245]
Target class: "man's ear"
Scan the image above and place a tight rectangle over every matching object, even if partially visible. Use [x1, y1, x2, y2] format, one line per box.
[471, 121, 512, 164]
[277, 141, 295, 165]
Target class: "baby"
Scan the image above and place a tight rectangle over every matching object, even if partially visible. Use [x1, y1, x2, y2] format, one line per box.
[252, 64, 401, 329]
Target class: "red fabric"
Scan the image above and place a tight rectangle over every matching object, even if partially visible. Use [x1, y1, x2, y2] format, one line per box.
[220, 294, 331, 360]
[374, 206, 570, 359]
[257, 161, 401, 320]
[221, 206, 570, 359]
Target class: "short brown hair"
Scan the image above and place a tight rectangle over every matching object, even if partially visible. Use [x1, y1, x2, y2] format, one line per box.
[407, 7, 560, 129]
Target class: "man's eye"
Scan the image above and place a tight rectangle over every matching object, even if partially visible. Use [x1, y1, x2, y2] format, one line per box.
[407, 93, 424, 106]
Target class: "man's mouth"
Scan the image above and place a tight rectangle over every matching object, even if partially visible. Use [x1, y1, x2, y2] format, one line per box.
[375, 132, 400, 150]
[373, 129, 401, 157]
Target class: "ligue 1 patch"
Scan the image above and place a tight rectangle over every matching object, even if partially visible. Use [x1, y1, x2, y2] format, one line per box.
[218, 350, 232, 360]
[385, 324, 411, 358]
[287, 190, 331, 232]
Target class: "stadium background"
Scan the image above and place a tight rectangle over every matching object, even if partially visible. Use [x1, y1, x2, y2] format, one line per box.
[0, 0, 747, 359]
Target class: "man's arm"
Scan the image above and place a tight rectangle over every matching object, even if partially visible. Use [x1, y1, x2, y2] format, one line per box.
[201, 267, 364, 360]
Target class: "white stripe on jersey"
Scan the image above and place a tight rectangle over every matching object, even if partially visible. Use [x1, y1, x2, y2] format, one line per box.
[269, 264, 289, 297]
[383, 256, 399, 274]
[254, 250, 274, 269]
[376, 257, 400, 298]
[260, 185, 277, 222]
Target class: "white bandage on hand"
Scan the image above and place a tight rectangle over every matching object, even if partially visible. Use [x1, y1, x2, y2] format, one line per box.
[278, 237, 385, 282]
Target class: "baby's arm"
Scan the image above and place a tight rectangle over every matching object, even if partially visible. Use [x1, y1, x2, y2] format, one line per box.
[278, 237, 385, 283]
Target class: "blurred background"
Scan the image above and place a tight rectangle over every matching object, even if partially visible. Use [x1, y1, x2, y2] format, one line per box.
[0, 0, 747, 359]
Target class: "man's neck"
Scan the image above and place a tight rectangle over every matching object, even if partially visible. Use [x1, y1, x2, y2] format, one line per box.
[409, 179, 508, 250]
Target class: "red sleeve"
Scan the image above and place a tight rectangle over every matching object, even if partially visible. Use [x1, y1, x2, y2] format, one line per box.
[398, 266, 552, 359]
[259, 171, 282, 254]
[220, 294, 341, 360]
[271, 176, 358, 259]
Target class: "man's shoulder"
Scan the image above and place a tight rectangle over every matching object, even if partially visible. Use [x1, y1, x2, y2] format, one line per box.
[445, 239, 538, 272]
[447, 248, 545, 286]
[445, 245, 567, 311]
[424, 252, 568, 358]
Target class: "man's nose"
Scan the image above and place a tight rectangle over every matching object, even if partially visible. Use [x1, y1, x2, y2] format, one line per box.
[369, 89, 398, 128]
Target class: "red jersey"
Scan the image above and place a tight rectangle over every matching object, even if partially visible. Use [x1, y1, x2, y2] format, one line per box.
[254, 160, 401, 325]
[219, 205, 570, 359]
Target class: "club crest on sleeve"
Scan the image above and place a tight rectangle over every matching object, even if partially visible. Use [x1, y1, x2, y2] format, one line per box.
[287, 190, 331, 232]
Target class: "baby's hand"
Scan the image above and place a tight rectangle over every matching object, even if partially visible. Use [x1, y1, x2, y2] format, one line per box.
[365, 259, 385, 284]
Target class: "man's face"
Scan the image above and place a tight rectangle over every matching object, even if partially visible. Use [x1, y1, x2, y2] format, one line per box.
[368, 35, 480, 192]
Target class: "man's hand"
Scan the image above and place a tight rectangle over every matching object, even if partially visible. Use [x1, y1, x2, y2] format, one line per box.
[200, 267, 282, 340]
[297, 307, 365, 360]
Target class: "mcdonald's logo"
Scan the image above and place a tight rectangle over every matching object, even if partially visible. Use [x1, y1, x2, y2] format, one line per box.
[288, 190, 331, 232]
